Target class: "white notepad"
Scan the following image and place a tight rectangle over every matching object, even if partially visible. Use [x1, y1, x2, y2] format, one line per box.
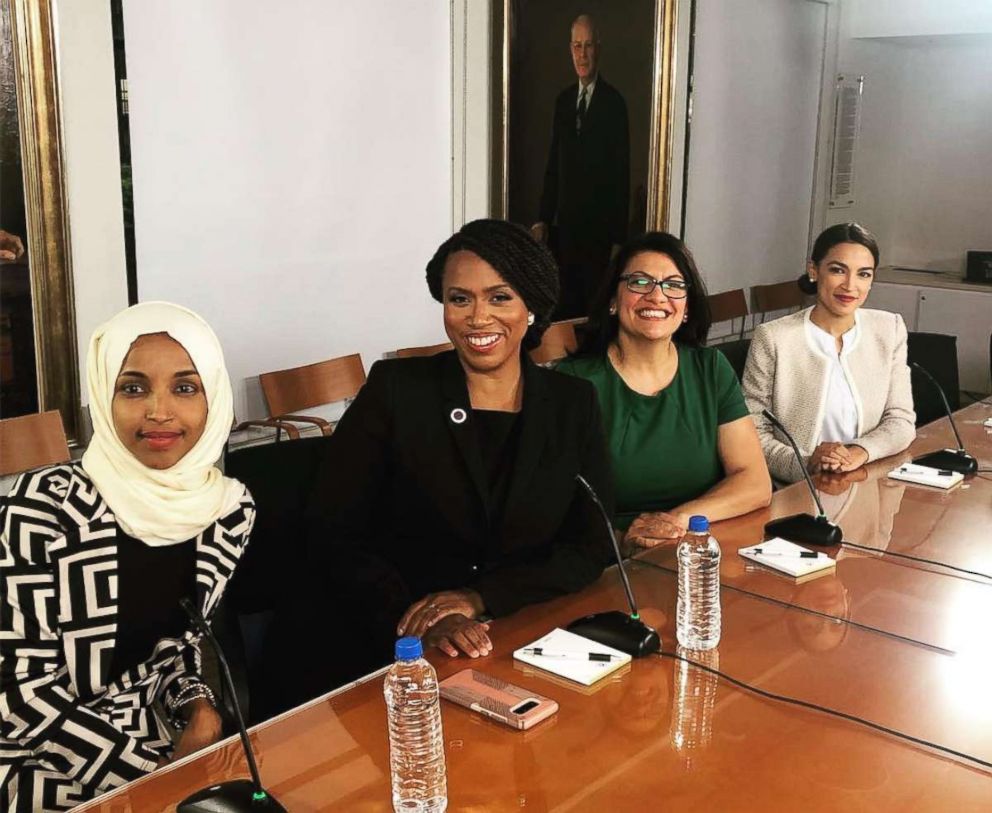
[887, 462, 964, 489]
[513, 628, 631, 687]
[737, 537, 836, 579]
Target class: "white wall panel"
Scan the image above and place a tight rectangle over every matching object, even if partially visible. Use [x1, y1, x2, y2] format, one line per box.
[123, 1, 452, 419]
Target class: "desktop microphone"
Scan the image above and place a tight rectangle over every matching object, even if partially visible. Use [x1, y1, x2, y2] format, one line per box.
[761, 409, 843, 547]
[566, 474, 661, 657]
[909, 362, 978, 474]
[177, 598, 285, 813]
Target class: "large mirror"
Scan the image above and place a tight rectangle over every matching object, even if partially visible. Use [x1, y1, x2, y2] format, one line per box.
[2, 0, 79, 439]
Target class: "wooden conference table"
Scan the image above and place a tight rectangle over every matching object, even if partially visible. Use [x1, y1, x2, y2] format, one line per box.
[78, 404, 992, 811]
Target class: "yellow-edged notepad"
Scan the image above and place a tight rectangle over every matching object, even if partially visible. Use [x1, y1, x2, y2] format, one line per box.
[887, 462, 964, 489]
[738, 537, 836, 580]
[513, 628, 631, 687]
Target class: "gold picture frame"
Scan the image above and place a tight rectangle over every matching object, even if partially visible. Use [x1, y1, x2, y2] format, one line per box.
[9, 0, 80, 442]
[490, 0, 679, 231]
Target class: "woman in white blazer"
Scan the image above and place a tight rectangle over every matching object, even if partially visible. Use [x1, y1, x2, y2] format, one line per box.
[742, 223, 916, 483]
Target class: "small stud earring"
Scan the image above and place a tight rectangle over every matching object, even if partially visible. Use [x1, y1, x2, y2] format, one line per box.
[527, 312, 535, 326]
[609, 304, 617, 316]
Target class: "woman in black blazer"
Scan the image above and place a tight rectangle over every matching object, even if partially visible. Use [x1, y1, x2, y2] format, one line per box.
[306, 219, 612, 663]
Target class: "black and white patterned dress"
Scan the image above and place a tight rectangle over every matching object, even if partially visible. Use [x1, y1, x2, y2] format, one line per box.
[0, 462, 254, 812]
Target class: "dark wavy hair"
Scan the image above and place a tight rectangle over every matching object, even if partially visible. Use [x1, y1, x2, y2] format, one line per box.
[798, 222, 880, 294]
[573, 231, 711, 357]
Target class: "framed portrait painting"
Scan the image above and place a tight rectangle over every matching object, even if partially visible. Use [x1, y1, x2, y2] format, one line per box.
[491, 0, 677, 319]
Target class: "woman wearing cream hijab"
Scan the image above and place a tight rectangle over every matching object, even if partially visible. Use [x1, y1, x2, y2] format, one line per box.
[0, 302, 254, 811]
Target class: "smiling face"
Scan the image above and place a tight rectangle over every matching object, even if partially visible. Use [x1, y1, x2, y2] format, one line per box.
[442, 250, 529, 374]
[809, 241, 876, 319]
[112, 332, 208, 469]
[614, 251, 687, 344]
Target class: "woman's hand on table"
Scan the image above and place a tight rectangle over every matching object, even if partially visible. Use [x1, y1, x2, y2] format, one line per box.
[158, 698, 223, 767]
[424, 614, 493, 658]
[625, 511, 688, 548]
[398, 589, 485, 638]
[818, 444, 869, 473]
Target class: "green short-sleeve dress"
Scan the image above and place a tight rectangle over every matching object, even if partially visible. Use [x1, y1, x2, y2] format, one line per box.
[557, 345, 748, 530]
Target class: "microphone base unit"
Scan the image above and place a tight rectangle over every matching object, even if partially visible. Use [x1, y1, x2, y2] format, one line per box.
[912, 449, 978, 475]
[178, 779, 286, 812]
[764, 513, 842, 547]
[567, 610, 661, 658]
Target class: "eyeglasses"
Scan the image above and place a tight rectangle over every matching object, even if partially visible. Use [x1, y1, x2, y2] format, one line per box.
[618, 274, 690, 299]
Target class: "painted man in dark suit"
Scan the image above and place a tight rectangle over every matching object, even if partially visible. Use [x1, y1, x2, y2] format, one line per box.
[531, 14, 630, 319]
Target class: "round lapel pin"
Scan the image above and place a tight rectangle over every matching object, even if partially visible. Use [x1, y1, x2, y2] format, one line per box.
[450, 408, 467, 425]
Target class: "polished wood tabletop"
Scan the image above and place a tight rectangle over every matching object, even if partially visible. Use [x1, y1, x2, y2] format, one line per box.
[77, 403, 992, 812]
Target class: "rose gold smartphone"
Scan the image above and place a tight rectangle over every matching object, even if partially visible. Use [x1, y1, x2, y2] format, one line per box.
[439, 669, 559, 730]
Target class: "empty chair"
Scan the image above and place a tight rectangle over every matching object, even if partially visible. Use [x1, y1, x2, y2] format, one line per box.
[0, 410, 70, 476]
[707, 288, 749, 341]
[238, 353, 366, 440]
[752, 280, 806, 323]
[907, 332, 960, 427]
[395, 341, 453, 358]
[715, 339, 751, 383]
[530, 321, 578, 365]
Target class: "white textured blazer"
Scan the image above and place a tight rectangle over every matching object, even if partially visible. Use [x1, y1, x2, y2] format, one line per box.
[742, 306, 916, 483]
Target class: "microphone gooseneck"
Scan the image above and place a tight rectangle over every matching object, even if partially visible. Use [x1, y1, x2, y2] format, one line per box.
[760, 409, 843, 547]
[178, 599, 285, 811]
[761, 409, 829, 518]
[567, 474, 660, 657]
[575, 474, 640, 619]
[910, 362, 966, 451]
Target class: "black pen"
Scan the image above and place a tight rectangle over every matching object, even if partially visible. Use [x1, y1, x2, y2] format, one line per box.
[522, 647, 616, 662]
[752, 548, 820, 559]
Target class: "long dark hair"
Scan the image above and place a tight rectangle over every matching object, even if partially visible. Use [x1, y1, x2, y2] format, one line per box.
[574, 231, 711, 357]
[798, 222, 880, 294]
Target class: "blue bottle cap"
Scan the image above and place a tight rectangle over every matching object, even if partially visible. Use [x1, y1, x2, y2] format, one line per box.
[688, 515, 709, 532]
[395, 636, 423, 660]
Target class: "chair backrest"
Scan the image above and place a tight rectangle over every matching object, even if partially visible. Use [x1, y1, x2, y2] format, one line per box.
[707, 289, 748, 324]
[222, 434, 333, 723]
[752, 280, 805, 316]
[395, 341, 453, 358]
[0, 410, 70, 476]
[714, 339, 751, 384]
[259, 353, 366, 418]
[907, 332, 960, 427]
[530, 322, 578, 365]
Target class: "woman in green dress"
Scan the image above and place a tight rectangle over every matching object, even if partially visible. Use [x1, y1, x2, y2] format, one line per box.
[557, 232, 770, 546]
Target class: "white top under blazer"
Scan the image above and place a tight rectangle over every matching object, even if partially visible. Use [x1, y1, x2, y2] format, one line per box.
[742, 306, 916, 483]
[807, 318, 859, 443]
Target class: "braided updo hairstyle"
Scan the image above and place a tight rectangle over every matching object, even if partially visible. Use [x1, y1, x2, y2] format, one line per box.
[425, 219, 560, 351]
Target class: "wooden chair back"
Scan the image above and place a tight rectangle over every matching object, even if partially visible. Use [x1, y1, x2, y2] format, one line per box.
[259, 353, 366, 418]
[395, 341, 453, 358]
[752, 280, 805, 317]
[0, 410, 71, 476]
[530, 322, 578, 365]
[707, 289, 748, 324]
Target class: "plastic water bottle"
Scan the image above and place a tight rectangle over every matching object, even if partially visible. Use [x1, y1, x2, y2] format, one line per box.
[384, 636, 448, 812]
[676, 515, 721, 650]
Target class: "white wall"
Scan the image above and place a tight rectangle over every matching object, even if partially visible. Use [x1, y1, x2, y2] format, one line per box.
[683, 0, 832, 299]
[846, 0, 992, 38]
[826, 21, 992, 273]
[451, 0, 491, 229]
[54, 0, 129, 405]
[121, 1, 452, 420]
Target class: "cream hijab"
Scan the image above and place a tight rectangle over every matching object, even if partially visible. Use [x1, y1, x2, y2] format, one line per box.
[81, 302, 245, 546]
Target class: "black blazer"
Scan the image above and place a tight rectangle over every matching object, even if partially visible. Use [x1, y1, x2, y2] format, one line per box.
[539, 76, 630, 245]
[305, 351, 613, 620]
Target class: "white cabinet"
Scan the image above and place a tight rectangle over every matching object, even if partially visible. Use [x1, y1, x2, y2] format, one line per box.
[867, 281, 992, 393]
